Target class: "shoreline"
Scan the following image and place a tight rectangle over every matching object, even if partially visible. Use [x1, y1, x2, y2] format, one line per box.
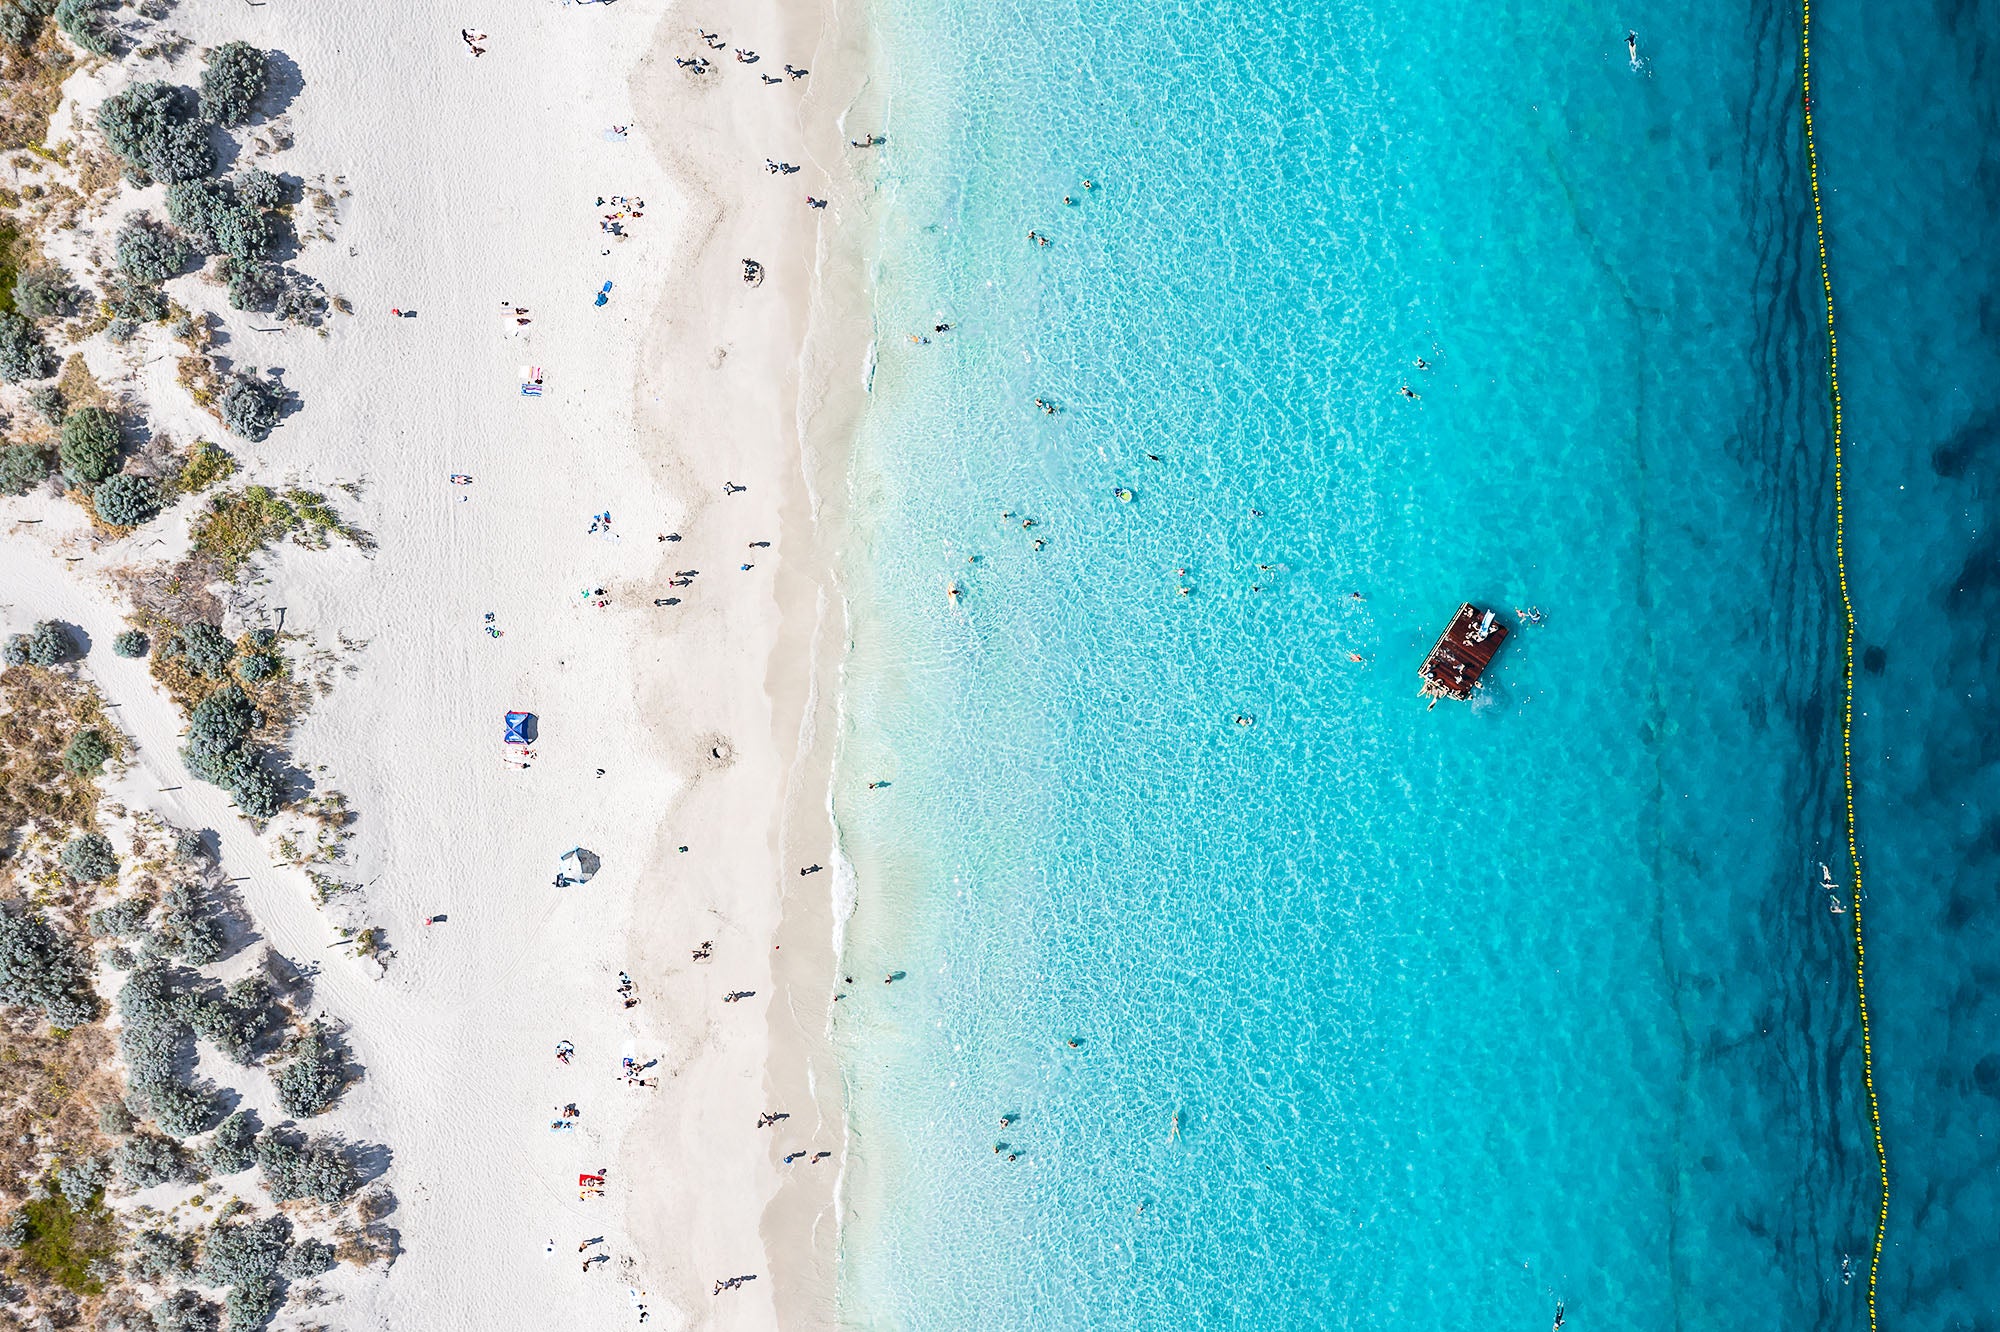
[619, 0, 882, 1321]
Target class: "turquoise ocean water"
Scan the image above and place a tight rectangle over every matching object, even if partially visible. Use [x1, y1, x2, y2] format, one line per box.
[826, 0, 1997, 1326]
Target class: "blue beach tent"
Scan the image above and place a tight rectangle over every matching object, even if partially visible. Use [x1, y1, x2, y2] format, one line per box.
[504, 711, 536, 745]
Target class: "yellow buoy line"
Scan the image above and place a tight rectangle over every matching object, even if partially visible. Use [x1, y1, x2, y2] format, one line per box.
[1798, 3, 1889, 1326]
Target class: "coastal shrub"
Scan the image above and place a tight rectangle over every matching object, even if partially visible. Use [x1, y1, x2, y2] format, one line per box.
[179, 440, 234, 493]
[277, 1236, 334, 1279]
[96, 472, 163, 527]
[174, 828, 206, 860]
[99, 1099, 135, 1136]
[24, 618, 73, 665]
[58, 405, 121, 484]
[216, 374, 283, 441]
[116, 218, 194, 284]
[255, 1133, 356, 1205]
[52, 0, 114, 54]
[236, 652, 277, 683]
[271, 1021, 345, 1118]
[129, 1228, 194, 1282]
[4, 916, 98, 1034]
[88, 898, 150, 937]
[246, 627, 275, 649]
[199, 42, 266, 127]
[117, 963, 186, 1091]
[56, 1155, 108, 1210]
[223, 1275, 278, 1331]
[63, 727, 111, 775]
[0, 443, 52, 495]
[28, 383, 65, 424]
[196, 1214, 288, 1286]
[60, 831, 117, 882]
[113, 629, 150, 658]
[0, 310, 58, 381]
[273, 271, 329, 327]
[204, 1111, 257, 1175]
[233, 168, 283, 210]
[97, 82, 214, 185]
[222, 259, 284, 313]
[149, 1290, 216, 1332]
[148, 1078, 222, 1139]
[12, 262, 81, 318]
[0, 1211, 25, 1247]
[0, 0, 51, 48]
[0, 908, 99, 1027]
[1, 635, 26, 667]
[114, 1132, 187, 1189]
[183, 986, 267, 1063]
[177, 625, 240, 682]
[109, 277, 172, 324]
[158, 883, 224, 965]
[165, 179, 274, 262]
[103, 942, 137, 969]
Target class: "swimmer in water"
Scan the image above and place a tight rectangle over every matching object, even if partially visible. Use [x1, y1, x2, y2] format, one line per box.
[1400, 384, 1420, 399]
[1626, 29, 1639, 65]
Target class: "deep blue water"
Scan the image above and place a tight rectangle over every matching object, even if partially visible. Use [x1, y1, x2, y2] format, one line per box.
[826, 0, 1998, 1327]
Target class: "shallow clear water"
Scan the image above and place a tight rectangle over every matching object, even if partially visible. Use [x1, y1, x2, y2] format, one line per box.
[828, 0, 1995, 1327]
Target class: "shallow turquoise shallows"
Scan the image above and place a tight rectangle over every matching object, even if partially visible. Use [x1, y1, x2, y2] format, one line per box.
[826, 0, 1992, 1326]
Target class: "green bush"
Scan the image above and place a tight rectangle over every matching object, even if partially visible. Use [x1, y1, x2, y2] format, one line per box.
[227, 759, 281, 819]
[113, 1132, 187, 1189]
[176, 625, 239, 681]
[0, 310, 58, 381]
[0, 907, 99, 1027]
[0, 0, 52, 49]
[222, 259, 284, 313]
[0, 443, 52, 496]
[96, 82, 214, 185]
[129, 1228, 193, 1282]
[217, 375, 283, 441]
[1, 635, 26, 667]
[233, 168, 283, 209]
[63, 727, 110, 775]
[148, 1289, 216, 1332]
[27, 384, 65, 424]
[184, 976, 271, 1064]
[98, 1100, 134, 1136]
[24, 619, 72, 665]
[86, 897, 149, 937]
[113, 629, 149, 658]
[60, 831, 117, 882]
[185, 681, 256, 749]
[157, 883, 223, 965]
[12, 262, 80, 318]
[115, 217, 193, 284]
[236, 652, 277, 683]
[58, 406, 120, 485]
[254, 1132, 356, 1204]
[96, 472, 162, 527]
[195, 1214, 288, 1285]
[56, 1155, 108, 1210]
[147, 1078, 222, 1139]
[52, 0, 113, 54]
[246, 628, 276, 649]
[277, 1236, 334, 1278]
[198, 41, 267, 127]
[223, 1275, 278, 1331]
[272, 1021, 346, 1118]
[116, 963, 185, 1092]
[204, 1110, 257, 1175]
[165, 179, 273, 262]
[108, 278, 168, 326]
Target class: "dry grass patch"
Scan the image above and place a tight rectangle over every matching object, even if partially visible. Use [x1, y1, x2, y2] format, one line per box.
[0, 666, 120, 853]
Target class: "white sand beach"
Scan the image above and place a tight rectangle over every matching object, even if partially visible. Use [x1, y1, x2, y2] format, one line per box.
[0, 0, 874, 1323]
